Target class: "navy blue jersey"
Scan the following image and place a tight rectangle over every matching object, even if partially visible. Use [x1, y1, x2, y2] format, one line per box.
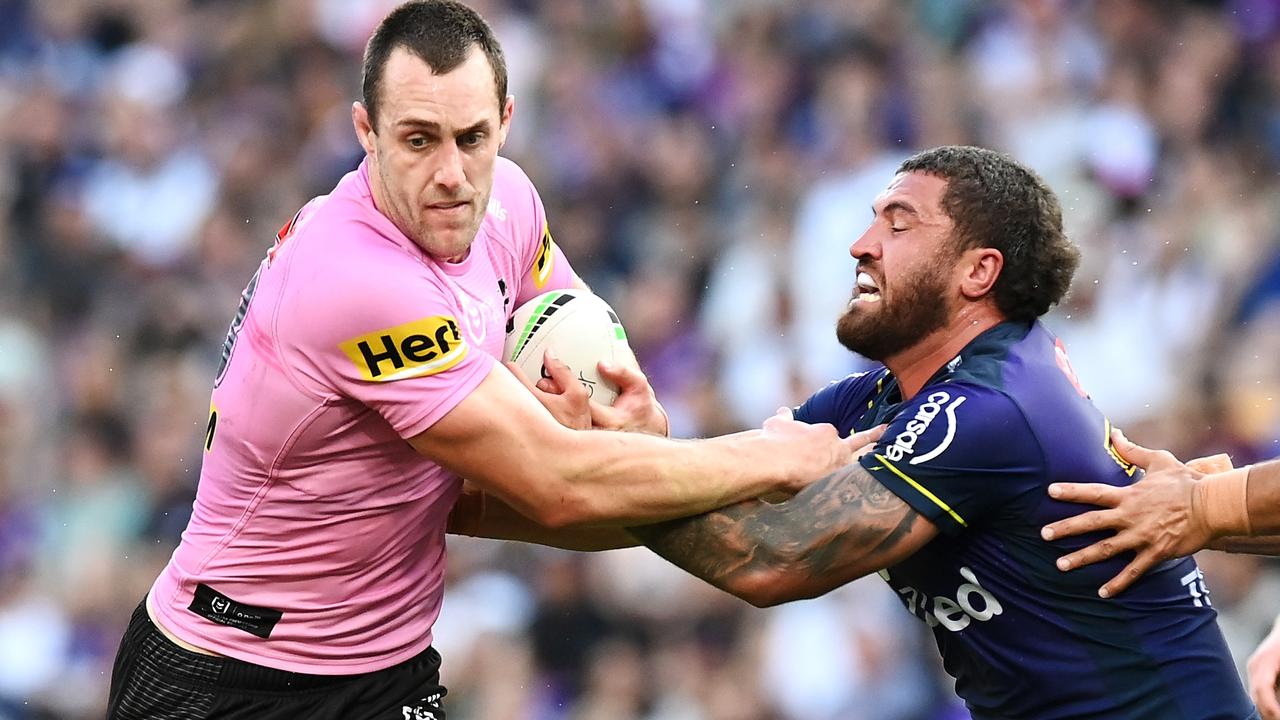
[795, 321, 1254, 720]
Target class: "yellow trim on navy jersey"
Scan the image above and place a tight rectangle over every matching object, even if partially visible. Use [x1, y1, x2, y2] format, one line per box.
[874, 453, 968, 527]
[868, 373, 887, 410]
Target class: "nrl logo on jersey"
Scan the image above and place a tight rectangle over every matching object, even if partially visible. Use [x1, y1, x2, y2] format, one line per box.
[340, 315, 468, 382]
[884, 390, 967, 465]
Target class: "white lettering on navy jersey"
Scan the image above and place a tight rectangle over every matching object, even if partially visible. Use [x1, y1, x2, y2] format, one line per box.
[1180, 568, 1212, 608]
[880, 566, 1004, 632]
[883, 391, 967, 464]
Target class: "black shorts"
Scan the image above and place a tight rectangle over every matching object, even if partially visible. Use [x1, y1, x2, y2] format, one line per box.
[107, 600, 447, 720]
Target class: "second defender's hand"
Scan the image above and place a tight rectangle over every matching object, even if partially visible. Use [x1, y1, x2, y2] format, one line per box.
[1040, 430, 1210, 598]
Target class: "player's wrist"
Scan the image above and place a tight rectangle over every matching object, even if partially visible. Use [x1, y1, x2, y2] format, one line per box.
[652, 400, 670, 437]
[734, 432, 800, 491]
[1196, 466, 1254, 538]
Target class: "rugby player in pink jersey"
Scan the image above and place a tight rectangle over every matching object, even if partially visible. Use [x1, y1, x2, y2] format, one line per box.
[105, 2, 870, 719]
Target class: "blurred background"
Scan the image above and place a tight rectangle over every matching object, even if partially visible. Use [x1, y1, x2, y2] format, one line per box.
[2, 0, 1280, 717]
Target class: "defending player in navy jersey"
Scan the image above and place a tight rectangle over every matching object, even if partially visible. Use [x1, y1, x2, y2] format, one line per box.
[629, 146, 1257, 719]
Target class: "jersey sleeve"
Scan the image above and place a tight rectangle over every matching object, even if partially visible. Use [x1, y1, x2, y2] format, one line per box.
[497, 159, 577, 303]
[858, 383, 1045, 536]
[794, 370, 885, 435]
[280, 247, 495, 440]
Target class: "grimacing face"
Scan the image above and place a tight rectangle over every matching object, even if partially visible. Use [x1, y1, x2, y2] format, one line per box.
[353, 46, 512, 262]
[836, 172, 956, 361]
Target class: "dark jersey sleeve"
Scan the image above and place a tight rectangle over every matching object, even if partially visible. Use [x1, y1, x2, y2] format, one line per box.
[793, 370, 886, 434]
[858, 383, 1045, 536]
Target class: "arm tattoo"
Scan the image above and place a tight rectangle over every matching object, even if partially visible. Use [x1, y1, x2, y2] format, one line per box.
[629, 463, 925, 601]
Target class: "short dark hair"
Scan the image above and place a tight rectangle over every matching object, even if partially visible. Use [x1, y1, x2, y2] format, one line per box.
[361, 0, 508, 128]
[898, 145, 1080, 322]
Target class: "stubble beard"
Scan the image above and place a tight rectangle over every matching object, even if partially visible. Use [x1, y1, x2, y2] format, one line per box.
[375, 149, 485, 262]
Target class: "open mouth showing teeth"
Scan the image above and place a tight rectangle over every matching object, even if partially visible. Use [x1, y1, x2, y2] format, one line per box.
[856, 271, 882, 303]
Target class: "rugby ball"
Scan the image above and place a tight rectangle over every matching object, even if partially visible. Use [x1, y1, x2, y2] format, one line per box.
[504, 289, 635, 406]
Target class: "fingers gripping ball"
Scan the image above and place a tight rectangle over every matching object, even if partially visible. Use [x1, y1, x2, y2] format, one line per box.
[504, 289, 636, 406]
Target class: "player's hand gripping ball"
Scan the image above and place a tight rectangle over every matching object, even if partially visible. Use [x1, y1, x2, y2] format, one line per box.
[504, 289, 636, 406]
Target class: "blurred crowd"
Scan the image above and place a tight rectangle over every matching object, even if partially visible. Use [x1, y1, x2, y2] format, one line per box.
[2, 0, 1280, 717]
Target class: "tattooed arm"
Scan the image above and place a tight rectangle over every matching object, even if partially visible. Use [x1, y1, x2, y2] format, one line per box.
[629, 463, 938, 607]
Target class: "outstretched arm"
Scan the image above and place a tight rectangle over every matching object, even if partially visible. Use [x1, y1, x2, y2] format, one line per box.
[412, 363, 859, 529]
[629, 462, 938, 607]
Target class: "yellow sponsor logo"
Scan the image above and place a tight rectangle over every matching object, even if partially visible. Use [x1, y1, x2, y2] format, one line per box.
[1103, 418, 1138, 476]
[205, 399, 217, 452]
[532, 221, 555, 289]
[340, 315, 468, 382]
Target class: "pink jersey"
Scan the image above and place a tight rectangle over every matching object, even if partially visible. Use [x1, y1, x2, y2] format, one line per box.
[149, 156, 575, 674]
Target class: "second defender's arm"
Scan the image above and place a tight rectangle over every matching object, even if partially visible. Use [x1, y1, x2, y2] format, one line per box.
[1210, 534, 1280, 555]
[412, 363, 858, 529]
[629, 463, 937, 607]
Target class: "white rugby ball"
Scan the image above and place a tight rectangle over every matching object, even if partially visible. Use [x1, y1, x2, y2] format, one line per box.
[504, 289, 635, 406]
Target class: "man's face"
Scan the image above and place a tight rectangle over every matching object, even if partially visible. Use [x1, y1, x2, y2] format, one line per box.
[354, 46, 512, 262]
[837, 172, 957, 361]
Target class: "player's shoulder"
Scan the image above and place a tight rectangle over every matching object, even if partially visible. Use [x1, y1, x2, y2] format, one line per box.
[909, 379, 1025, 425]
[828, 367, 891, 401]
[948, 321, 1101, 431]
[282, 184, 425, 285]
[878, 379, 1044, 477]
[795, 367, 890, 427]
[274, 219, 452, 344]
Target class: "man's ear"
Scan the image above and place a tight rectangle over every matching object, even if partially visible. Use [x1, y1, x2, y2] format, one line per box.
[352, 102, 376, 155]
[959, 247, 1003, 300]
[498, 95, 514, 149]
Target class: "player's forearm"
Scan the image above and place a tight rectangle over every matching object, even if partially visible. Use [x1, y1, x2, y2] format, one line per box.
[630, 463, 933, 608]
[1245, 461, 1280, 534]
[544, 428, 805, 527]
[414, 366, 838, 530]
[628, 499, 790, 606]
[447, 484, 636, 551]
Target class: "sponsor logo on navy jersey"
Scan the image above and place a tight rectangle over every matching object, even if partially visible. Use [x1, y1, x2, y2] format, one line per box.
[884, 390, 968, 465]
[881, 565, 1004, 632]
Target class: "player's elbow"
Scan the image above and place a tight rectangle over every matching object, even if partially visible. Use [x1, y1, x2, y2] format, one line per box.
[728, 547, 868, 607]
[731, 576, 809, 608]
[724, 566, 817, 608]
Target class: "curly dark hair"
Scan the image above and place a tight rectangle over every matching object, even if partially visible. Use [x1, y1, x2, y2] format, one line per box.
[898, 146, 1080, 322]
[361, 0, 508, 129]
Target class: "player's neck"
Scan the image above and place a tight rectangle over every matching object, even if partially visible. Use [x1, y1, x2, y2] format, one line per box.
[886, 304, 1005, 401]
